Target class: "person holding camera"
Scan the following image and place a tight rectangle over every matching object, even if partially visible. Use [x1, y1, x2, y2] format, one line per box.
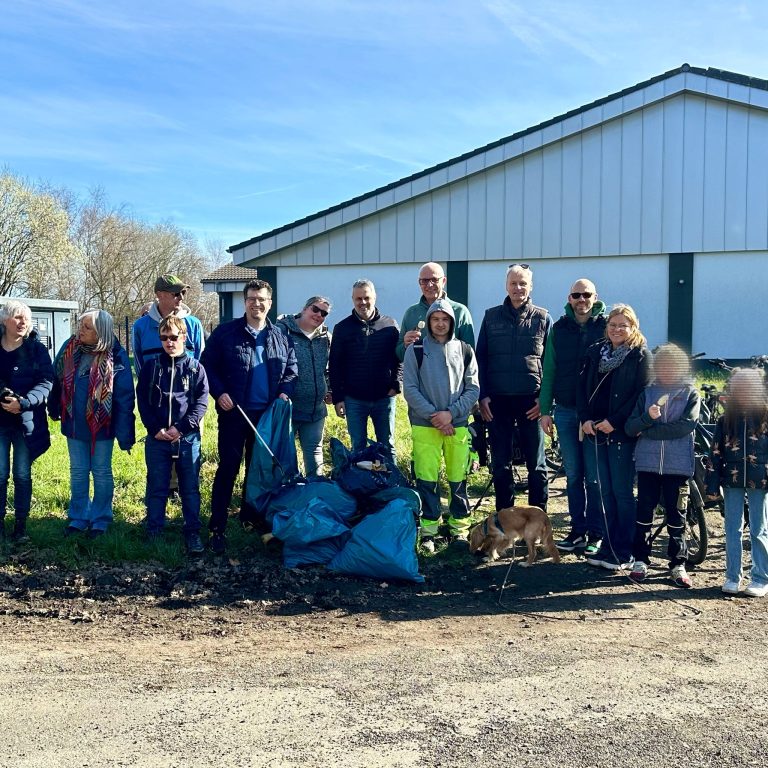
[49, 310, 135, 538]
[0, 300, 54, 542]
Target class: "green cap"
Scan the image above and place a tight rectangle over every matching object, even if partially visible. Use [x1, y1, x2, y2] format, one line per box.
[154, 274, 189, 294]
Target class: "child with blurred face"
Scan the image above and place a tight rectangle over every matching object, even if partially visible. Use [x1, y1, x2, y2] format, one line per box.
[706, 368, 768, 597]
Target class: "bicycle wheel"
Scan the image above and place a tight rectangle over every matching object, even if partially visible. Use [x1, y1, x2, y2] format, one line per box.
[685, 503, 709, 565]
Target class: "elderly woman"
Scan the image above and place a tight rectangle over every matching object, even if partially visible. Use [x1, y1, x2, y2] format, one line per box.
[49, 310, 135, 538]
[578, 304, 651, 571]
[276, 296, 332, 476]
[0, 300, 54, 542]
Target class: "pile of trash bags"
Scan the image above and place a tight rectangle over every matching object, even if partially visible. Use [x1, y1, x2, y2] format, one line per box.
[246, 408, 423, 583]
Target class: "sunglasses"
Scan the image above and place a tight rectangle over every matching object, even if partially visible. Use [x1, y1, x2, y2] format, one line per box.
[160, 334, 183, 342]
[418, 277, 443, 286]
[309, 304, 329, 317]
[570, 292, 594, 300]
[507, 263, 530, 270]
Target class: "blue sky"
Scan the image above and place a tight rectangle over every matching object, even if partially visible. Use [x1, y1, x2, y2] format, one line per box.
[4, 1, 768, 251]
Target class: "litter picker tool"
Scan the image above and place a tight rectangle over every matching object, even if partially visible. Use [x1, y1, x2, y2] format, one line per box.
[234, 402, 288, 481]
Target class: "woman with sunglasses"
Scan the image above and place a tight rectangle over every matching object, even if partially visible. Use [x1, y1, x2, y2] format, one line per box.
[49, 310, 135, 538]
[578, 304, 651, 571]
[276, 296, 332, 475]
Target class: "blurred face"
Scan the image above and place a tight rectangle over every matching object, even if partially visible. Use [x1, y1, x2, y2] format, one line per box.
[299, 301, 330, 331]
[654, 359, 679, 387]
[160, 327, 186, 357]
[418, 264, 446, 304]
[730, 375, 764, 410]
[245, 288, 272, 326]
[568, 280, 596, 319]
[4, 312, 28, 340]
[78, 316, 98, 346]
[428, 310, 451, 341]
[156, 289, 186, 317]
[506, 268, 531, 307]
[352, 286, 376, 320]
[607, 314, 632, 348]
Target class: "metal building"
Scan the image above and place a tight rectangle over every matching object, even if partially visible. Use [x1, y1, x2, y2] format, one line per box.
[228, 64, 768, 358]
[0, 297, 78, 360]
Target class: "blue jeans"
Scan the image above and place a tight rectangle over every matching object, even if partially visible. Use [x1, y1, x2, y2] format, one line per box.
[344, 395, 396, 463]
[583, 435, 636, 561]
[0, 425, 31, 520]
[295, 416, 326, 476]
[145, 432, 202, 535]
[554, 405, 603, 536]
[723, 487, 768, 585]
[67, 438, 115, 531]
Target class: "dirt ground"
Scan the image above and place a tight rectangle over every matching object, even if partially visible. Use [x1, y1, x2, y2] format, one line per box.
[1, 477, 767, 768]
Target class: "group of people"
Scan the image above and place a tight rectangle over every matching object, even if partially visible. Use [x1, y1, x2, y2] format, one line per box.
[0, 263, 765, 598]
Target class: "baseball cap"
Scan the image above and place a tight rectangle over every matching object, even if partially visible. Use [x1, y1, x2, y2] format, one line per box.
[154, 274, 189, 294]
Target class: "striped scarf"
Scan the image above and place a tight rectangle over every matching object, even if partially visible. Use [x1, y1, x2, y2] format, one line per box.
[57, 337, 114, 451]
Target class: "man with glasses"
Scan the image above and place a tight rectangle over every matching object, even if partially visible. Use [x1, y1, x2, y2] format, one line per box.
[277, 296, 333, 476]
[329, 279, 401, 463]
[132, 274, 205, 374]
[539, 279, 607, 556]
[476, 264, 552, 512]
[201, 279, 297, 553]
[396, 262, 474, 361]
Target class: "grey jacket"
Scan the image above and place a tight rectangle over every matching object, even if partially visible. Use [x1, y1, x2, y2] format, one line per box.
[626, 382, 700, 477]
[275, 314, 331, 423]
[403, 300, 480, 429]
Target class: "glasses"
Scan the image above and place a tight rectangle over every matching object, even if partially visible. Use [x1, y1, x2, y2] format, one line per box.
[160, 334, 183, 342]
[418, 277, 443, 286]
[163, 290, 186, 299]
[246, 296, 271, 305]
[570, 292, 594, 300]
[607, 324, 631, 331]
[308, 304, 329, 317]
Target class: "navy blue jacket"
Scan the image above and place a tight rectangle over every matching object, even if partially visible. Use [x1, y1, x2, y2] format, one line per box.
[1, 330, 54, 462]
[201, 316, 297, 412]
[136, 353, 209, 438]
[49, 337, 136, 451]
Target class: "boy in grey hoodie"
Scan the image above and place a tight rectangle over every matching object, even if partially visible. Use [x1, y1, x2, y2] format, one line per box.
[403, 299, 480, 550]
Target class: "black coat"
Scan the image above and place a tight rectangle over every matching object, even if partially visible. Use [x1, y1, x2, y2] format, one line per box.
[1, 330, 54, 461]
[577, 343, 651, 441]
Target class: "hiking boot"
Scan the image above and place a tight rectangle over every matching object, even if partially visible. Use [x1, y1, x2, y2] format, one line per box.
[556, 531, 586, 553]
[210, 532, 226, 555]
[630, 560, 648, 582]
[744, 581, 768, 598]
[11, 519, 29, 543]
[583, 534, 603, 557]
[419, 536, 436, 554]
[185, 533, 205, 556]
[450, 533, 469, 551]
[722, 579, 743, 595]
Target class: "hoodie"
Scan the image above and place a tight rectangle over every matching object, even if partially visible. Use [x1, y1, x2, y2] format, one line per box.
[403, 299, 480, 428]
[539, 300, 607, 415]
[275, 313, 331, 423]
[131, 301, 206, 374]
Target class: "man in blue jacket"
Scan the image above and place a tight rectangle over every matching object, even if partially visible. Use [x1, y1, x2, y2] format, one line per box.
[201, 279, 298, 553]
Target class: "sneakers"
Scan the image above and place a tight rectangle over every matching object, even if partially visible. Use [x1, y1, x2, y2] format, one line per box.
[209, 532, 226, 555]
[587, 551, 633, 571]
[630, 560, 648, 582]
[722, 579, 743, 595]
[449, 533, 469, 551]
[583, 534, 603, 557]
[556, 531, 586, 553]
[744, 581, 768, 598]
[185, 533, 205, 556]
[586, 550, 610, 568]
[419, 536, 436, 554]
[671, 564, 692, 589]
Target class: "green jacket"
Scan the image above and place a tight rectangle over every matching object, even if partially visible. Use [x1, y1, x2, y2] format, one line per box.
[396, 294, 474, 361]
[539, 301, 607, 416]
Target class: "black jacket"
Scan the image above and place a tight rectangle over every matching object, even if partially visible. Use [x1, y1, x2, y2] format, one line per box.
[201, 316, 297, 413]
[476, 297, 552, 399]
[0, 330, 54, 461]
[706, 415, 768, 493]
[328, 309, 401, 403]
[577, 343, 652, 441]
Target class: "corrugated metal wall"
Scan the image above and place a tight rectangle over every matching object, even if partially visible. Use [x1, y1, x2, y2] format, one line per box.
[243, 93, 768, 269]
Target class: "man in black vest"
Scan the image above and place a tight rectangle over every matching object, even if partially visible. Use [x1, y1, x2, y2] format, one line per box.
[476, 264, 552, 511]
[539, 279, 607, 557]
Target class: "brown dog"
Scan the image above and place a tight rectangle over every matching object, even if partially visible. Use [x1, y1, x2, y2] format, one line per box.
[469, 506, 561, 566]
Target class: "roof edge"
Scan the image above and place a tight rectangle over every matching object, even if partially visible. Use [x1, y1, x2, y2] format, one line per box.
[228, 64, 766, 254]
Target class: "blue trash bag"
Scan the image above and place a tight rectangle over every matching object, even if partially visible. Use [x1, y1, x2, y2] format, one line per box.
[262, 478, 358, 526]
[283, 535, 349, 569]
[329, 438, 409, 498]
[271, 497, 351, 546]
[329, 498, 424, 583]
